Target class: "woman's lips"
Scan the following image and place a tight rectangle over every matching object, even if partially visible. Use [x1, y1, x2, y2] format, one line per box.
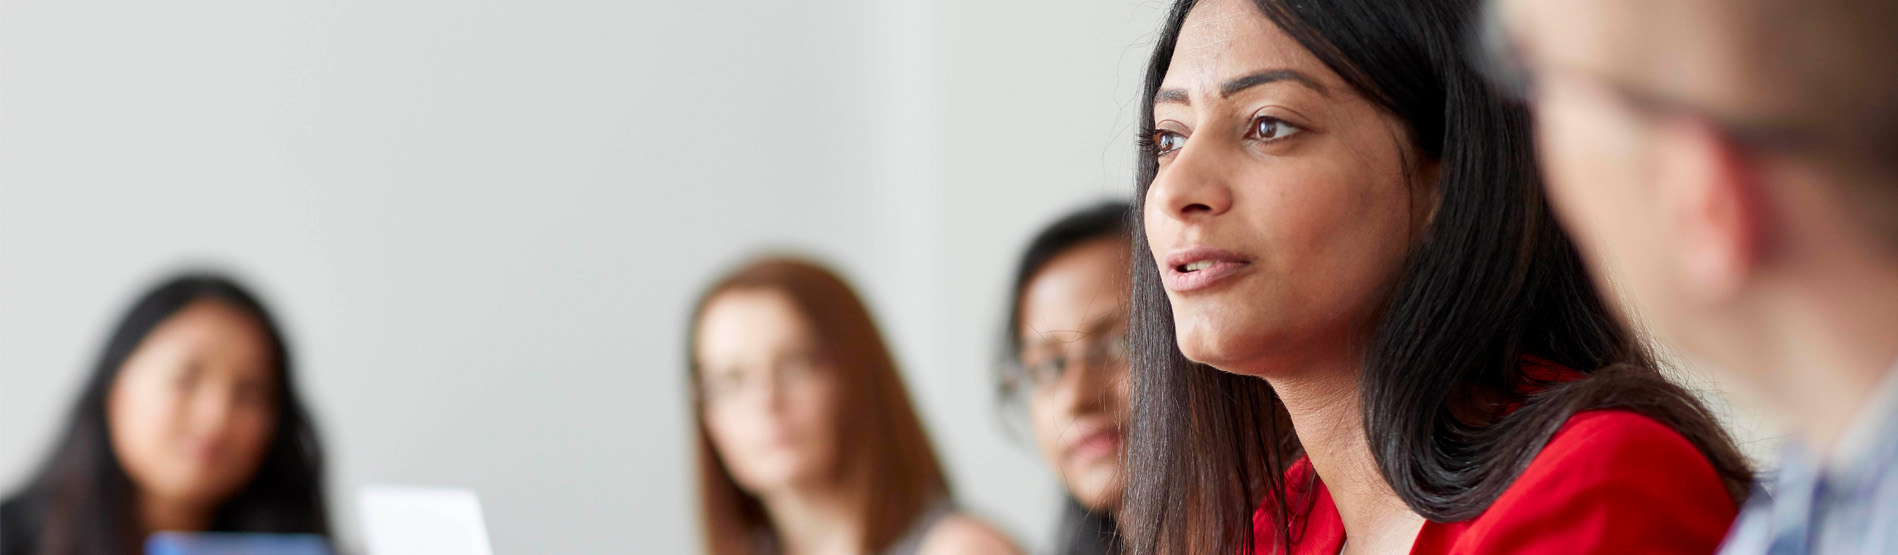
[1064, 428, 1120, 465]
[181, 437, 228, 464]
[1161, 246, 1253, 292]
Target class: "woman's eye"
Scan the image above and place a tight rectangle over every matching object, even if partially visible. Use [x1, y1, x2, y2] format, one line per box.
[1151, 130, 1186, 155]
[1250, 116, 1303, 141]
[700, 371, 743, 397]
[1026, 357, 1067, 388]
[234, 380, 271, 407]
[172, 365, 201, 390]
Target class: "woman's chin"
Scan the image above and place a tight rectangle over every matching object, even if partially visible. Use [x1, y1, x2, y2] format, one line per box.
[1172, 307, 1260, 359]
[1175, 332, 1271, 376]
[1066, 471, 1122, 513]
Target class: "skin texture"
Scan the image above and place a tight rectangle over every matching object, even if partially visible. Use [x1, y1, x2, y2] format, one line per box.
[1016, 238, 1130, 512]
[1142, 0, 1440, 552]
[1502, 0, 1898, 451]
[1146, 0, 1435, 381]
[107, 300, 280, 534]
[695, 289, 1020, 555]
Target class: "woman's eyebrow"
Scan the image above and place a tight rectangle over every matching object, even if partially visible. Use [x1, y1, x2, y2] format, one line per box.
[1083, 310, 1129, 335]
[1155, 68, 1331, 106]
[1222, 69, 1328, 97]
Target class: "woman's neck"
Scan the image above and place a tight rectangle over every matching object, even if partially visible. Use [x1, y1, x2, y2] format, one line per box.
[760, 479, 867, 555]
[137, 494, 214, 535]
[1270, 360, 1425, 555]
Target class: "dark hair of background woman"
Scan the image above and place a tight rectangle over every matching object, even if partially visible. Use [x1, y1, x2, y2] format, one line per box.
[1121, 1, 1753, 554]
[0, 273, 330, 555]
[997, 201, 1131, 555]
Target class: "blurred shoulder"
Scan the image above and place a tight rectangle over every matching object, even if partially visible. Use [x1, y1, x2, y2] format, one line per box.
[917, 512, 1021, 555]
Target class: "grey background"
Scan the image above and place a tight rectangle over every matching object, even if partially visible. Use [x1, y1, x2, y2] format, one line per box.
[0, 0, 1170, 552]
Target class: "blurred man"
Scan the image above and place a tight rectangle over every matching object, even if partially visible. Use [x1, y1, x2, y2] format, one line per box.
[1486, 0, 1898, 553]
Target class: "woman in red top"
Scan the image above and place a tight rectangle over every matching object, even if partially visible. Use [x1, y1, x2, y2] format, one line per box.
[1122, 0, 1755, 553]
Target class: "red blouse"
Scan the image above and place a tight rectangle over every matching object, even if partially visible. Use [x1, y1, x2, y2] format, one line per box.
[1250, 372, 1737, 554]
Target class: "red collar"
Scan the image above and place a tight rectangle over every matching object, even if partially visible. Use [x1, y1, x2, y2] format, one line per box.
[1256, 356, 1588, 555]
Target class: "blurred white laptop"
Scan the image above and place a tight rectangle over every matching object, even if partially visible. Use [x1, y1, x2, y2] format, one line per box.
[359, 485, 495, 555]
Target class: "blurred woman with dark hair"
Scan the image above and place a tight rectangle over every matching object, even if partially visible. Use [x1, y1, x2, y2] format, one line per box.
[1, 273, 330, 555]
[997, 202, 1131, 555]
[687, 256, 1018, 555]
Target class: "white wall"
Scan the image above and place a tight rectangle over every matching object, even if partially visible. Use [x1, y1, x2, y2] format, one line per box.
[0, 0, 1164, 552]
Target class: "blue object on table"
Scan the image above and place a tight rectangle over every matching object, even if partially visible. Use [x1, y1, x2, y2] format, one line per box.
[145, 532, 332, 555]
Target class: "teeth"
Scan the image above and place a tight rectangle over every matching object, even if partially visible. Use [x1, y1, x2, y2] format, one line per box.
[1183, 261, 1214, 272]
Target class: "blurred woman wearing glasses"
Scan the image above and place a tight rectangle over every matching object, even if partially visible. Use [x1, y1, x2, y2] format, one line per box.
[687, 256, 1019, 555]
[998, 202, 1131, 555]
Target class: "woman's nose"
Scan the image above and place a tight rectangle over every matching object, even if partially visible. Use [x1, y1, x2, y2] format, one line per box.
[1147, 139, 1235, 223]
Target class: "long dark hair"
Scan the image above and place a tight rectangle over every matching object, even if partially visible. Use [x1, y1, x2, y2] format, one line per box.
[4, 273, 330, 555]
[997, 201, 1130, 555]
[1121, 1, 1752, 554]
[687, 256, 950, 555]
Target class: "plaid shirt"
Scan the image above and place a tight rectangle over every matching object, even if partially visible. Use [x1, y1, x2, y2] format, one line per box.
[1721, 370, 1898, 555]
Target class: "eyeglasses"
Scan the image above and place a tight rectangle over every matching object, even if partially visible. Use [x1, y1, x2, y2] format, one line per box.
[1470, 1, 1822, 156]
[1004, 333, 1130, 395]
[696, 352, 825, 403]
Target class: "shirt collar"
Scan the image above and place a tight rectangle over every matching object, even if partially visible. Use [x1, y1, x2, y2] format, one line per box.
[1822, 359, 1898, 481]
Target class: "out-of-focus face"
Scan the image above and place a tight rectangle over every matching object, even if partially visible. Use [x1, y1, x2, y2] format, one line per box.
[1495, 0, 1720, 344]
[1016, 238, 1130, 512]
[107, 300, 280, 515]
[1146, 0, 1436, 377]
[695, 289, 842, 495]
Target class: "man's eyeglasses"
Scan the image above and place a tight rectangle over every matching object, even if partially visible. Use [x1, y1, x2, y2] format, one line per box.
[1470, 1, 1822, 156]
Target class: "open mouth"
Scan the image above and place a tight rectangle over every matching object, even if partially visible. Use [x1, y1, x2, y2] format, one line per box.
[1177, 260, 1217, 273]
[1162, 247, 1253, 292]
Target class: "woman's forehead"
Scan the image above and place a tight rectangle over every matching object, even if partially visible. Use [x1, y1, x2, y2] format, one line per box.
[1020, 246, 1127, 332]
[1164, 0, 1324, 93]
[1020, 307, 1128, 349]
[695, 290, 815, 365]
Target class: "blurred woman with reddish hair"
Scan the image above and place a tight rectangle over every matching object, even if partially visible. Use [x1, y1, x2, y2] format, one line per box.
[686, 256, 1018, 555]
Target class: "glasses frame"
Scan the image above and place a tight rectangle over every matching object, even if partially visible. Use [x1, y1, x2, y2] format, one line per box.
[1470, 2, 1825, 157]
[1000, 331, 1131, 401]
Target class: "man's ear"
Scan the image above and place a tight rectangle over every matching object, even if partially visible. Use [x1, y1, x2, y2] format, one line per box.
[1654, 117, 1767, 303]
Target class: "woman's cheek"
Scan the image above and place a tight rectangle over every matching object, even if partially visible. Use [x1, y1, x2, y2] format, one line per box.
[231, 408, 278, 469]
[1027, 399, 1066, 474]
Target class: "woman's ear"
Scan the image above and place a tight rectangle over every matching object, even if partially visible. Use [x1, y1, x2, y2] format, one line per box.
[1413, 158, 1446, 237]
